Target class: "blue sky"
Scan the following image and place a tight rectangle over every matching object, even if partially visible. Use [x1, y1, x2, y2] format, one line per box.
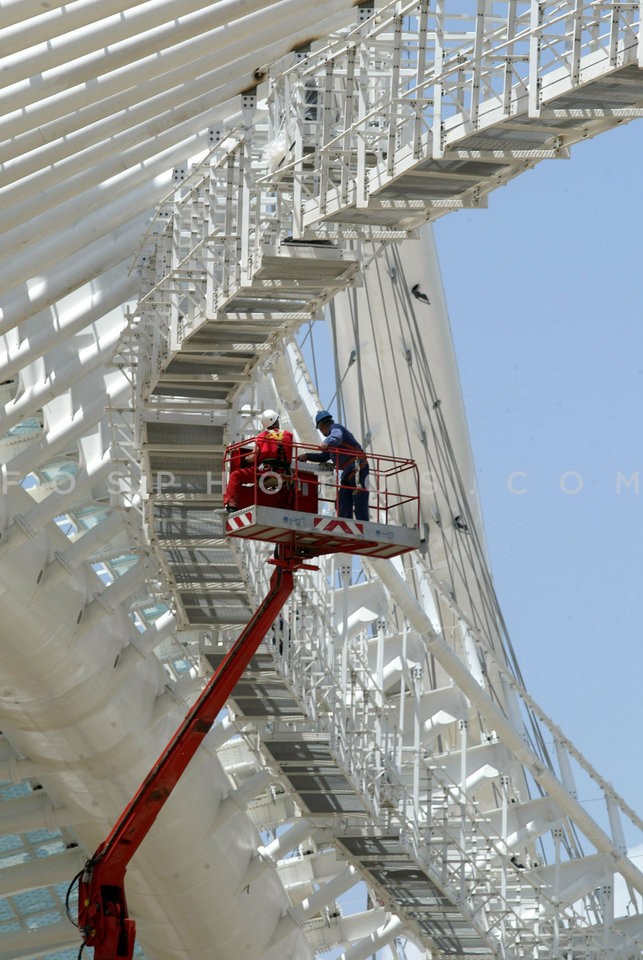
[433, 118, 643, 824]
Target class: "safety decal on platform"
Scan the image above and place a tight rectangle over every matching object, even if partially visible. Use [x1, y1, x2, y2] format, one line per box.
[226, 511, 254, 532]
[313, 517, 364, 536]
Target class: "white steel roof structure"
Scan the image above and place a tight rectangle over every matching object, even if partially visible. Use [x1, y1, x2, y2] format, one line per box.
[0, 2, 642, 960]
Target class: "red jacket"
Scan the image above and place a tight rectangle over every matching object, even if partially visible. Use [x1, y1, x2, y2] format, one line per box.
[255, 428, 293, 468]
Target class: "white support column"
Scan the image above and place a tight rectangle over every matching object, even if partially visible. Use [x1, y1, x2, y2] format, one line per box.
[502, 1, 518, 115]
[0, 273, 138, 380]
[0, 848, 86, 896]
[500, 775, 509, 919]
[0, 379, 129, 484]
[0, 326, 124, 433]
[136, 609, 179, 656]
[570, 0, 583, 85]
[0, 921, 78, 960]
[291, 74, 305, 239]
[318, 59, 335, 216]
[239, 90, 255, 286]
[223, 153, 236, 295]
[602, 881, 615, 952]
[0, 221, 145, 336]
[469, 0, 486, 129]
[216, 769, 274, 827]
[0, 183, 175, 294]
[0, 457, 114, 560]
[1, 0, 344, 113]
[342, 43, 357, 202]
[339, 558, 352, 693]
[459, 717, 468, 894]
[412, 662, 422, 823]
[554, 736, 578, 799]
[261, 818, 317, 862]
[432, 0, 445, 158]
[2, 0, 153, 52]
[1, 1, 255, 89]
[356, 45, 369, 208]
[0, 756, 43, 783]
[297, 865, 360, 920]
[528, 0, 542, 117]
[413, 1, 429, 156]
[340, 915, 404, 960]
[0, 792, 75, 834]
[42, 510, 126, 582]
[606, 795, 628, 856]
[552, 825, 563, 953]
[78, 560, 147, 635]
[386, 14, 402, 178]
[608, 0, 620, 67]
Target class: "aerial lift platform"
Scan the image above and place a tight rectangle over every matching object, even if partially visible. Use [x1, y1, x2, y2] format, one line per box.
[223, 438, 420, 559]
[73, 438, 420, 959]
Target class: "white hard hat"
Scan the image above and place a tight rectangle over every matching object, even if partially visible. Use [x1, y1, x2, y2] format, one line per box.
[260, 408, 279, 429]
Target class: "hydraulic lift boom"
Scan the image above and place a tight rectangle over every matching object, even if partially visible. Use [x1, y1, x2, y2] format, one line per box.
[76, 548, 306, 959]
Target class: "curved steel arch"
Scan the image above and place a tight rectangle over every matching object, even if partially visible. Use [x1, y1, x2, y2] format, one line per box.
[0, 3, 642, 959]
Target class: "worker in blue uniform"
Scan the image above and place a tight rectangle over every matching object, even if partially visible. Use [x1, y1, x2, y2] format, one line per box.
[298, 411, 369, 520]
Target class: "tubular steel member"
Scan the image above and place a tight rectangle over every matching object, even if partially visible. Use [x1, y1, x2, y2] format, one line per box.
[75, 545, 310, 960]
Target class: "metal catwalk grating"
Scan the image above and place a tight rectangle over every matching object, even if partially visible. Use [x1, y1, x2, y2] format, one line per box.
[153, 505, 226, 542]
[338, 838, 489, 955]
[146, 422, 223, 447]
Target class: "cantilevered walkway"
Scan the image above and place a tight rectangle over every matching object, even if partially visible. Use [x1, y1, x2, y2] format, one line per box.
[0, 2, 642, 959]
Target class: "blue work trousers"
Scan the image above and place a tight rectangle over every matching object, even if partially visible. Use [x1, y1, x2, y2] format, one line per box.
[337, 463, 369, 521]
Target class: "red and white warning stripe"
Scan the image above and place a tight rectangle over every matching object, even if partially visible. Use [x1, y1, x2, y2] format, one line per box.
[313, 516, 364, 537]
[226, 510, 254, 533]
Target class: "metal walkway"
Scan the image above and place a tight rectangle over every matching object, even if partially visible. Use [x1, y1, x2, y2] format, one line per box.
[135, 0, 643, 403]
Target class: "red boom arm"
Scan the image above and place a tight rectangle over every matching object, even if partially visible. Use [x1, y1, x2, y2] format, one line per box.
[77, 548, 305, 959]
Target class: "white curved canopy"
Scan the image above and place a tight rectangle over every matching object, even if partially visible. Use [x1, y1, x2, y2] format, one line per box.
[0, 4, 642, 960]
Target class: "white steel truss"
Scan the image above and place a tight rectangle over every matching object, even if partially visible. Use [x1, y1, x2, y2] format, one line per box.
[0, 2, 641, 960]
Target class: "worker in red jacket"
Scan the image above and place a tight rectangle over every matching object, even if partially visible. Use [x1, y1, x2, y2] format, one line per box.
[224, 409, 294, 512]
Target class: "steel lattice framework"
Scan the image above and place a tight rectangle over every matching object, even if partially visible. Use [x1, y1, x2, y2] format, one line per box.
[0, 2, 642, 959]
